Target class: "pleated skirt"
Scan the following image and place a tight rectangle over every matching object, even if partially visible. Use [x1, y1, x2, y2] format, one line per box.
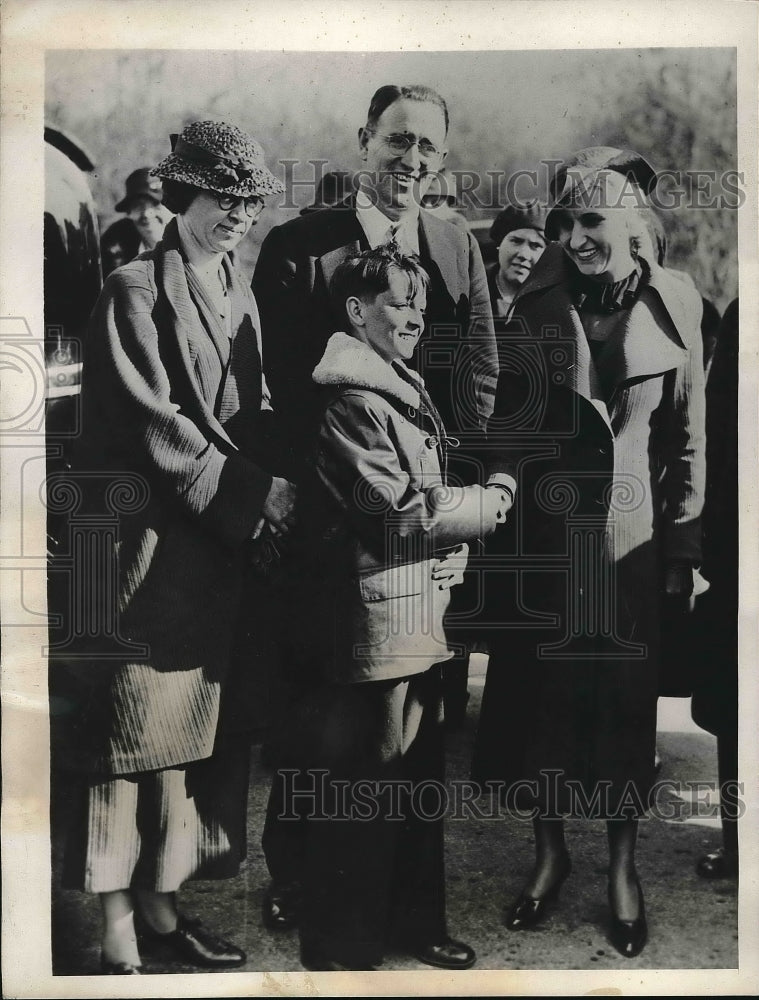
[62, 734, 251, 893]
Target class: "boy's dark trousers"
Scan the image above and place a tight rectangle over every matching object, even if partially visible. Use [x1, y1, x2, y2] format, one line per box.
[264, 665, 447, 967]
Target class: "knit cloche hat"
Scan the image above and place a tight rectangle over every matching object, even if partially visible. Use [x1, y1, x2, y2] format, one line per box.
[490, 200, 548, 246]
[152, 120, 284, 199]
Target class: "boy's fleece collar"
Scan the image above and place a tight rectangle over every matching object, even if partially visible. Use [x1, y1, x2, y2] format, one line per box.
[312, 331, 425, 410]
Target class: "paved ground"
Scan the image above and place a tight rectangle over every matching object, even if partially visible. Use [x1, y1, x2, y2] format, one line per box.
[51, 657, 738, 978]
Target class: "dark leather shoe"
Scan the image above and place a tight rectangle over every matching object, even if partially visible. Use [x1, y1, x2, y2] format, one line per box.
[142, 915, 246, 967]
[410, 937, 476, 970]
[300, 945, 380, 971]
[262, 882, 300, 930]
[608, 881, 647, 958]
[504, 853, 572, 930]
[696, 848, 738, 879]
[100, 958, 142, 974]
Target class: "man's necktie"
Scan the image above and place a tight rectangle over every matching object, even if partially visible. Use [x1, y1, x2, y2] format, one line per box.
[384, 221, 414, 255]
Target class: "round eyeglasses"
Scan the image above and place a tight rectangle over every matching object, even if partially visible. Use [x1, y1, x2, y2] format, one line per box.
[215, 193, 265, 218]
[367, 130, 443, 160]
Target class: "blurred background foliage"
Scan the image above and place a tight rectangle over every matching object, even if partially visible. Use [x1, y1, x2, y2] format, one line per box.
[46, 48, 738, 310]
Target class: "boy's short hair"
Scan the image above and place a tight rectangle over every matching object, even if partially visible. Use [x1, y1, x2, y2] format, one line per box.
[329, 245, 429, 328]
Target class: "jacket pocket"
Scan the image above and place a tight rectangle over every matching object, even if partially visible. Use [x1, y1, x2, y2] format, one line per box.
[358, 561, 428, 601]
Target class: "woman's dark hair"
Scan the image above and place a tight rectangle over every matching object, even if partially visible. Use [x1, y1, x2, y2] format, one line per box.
[329, 246, 429, 327]
[160, 179, 204, 215]
[365, 84, 449, 135]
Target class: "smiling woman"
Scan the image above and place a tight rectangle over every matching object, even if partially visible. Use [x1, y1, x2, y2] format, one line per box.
[549, 201, 644, 283]
[59, 120, 294, 976]
[476, 146, 707, 961]
[177, 191, 264, 258]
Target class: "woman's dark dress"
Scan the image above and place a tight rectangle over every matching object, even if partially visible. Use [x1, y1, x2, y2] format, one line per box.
[473, 248, 706, 817]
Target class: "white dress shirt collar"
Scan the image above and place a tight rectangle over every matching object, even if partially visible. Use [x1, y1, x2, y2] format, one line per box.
[355, 189, 420, 254]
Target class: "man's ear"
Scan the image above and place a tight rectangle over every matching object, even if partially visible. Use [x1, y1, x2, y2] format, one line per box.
[345, 295, 365, 327]
[358, 126, 369, 160]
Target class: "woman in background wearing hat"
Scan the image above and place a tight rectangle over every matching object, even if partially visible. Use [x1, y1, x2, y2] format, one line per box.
[473, 147, 706, 958]
[100, 168, 172, 276]
[487, 200, 548, 321]
[62, 121, 292, 973]
[436, 199, 547, 731]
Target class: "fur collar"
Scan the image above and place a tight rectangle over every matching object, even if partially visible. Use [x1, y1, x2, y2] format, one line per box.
[312, 332, 423, 410]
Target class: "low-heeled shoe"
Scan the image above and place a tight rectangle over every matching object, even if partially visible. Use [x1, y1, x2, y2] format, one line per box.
[696, 848, 738, 879]
[262, 882, 300, 930]
[607, 882, 648, 959]
[410, 937, 476, 970]
[504, 854, 572, 930]
[100, 958, 142, 974]
[141, 915, 246, 967]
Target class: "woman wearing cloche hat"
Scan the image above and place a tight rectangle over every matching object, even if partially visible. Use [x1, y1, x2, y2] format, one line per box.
[60, 121, 293, 974]
[474, 147, 706, 958]
[487, 199, 548, 322]
[101, 167, 170, 276]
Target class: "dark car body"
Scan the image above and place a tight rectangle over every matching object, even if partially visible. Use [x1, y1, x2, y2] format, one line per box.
[44, 126, 102, 545]
[44, 126, 101, 434]
[468, 215, 499, 268]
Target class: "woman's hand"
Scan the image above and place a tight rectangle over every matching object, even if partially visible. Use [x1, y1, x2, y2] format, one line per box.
[431, 543, 470, 590]
[261, 476, 298, 536]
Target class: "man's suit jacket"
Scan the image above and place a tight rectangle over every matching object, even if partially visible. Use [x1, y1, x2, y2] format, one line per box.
[252, 198, 497, 475]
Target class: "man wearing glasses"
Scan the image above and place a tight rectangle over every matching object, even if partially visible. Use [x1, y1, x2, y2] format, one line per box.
[253, 83, 497, 469]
